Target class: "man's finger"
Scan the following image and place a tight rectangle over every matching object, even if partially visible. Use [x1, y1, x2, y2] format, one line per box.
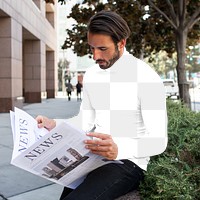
[86, 132, 111, 140]
[84, 138, 112, 146]
[85, 144, 111, 152]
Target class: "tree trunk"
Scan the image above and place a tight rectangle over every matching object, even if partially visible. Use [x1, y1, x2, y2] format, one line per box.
[175, 29, 191, 108]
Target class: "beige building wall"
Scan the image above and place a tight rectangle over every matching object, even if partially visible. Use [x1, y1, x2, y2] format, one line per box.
[0, 0, 57, 112]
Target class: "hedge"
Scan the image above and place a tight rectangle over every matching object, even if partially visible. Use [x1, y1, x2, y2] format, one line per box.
[139, 100, 200, 199]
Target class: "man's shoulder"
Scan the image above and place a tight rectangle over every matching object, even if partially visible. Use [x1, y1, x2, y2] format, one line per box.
[134, 58, 162, 83]
[118, 53, 162, 82]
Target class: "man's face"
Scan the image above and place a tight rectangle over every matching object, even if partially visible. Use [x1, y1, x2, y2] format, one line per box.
[87, 32, 124, 70]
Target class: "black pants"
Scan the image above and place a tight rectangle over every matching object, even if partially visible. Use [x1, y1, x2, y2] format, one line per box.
[60, 160, 144, 200]
[67, 91, 71, 100]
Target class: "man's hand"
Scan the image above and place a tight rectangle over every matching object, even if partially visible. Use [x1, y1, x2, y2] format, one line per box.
[84, 132, 118, 160]
[35, 115, 56, 131]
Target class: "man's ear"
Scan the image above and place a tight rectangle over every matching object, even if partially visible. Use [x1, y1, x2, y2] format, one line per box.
[118, 39, 126, 51]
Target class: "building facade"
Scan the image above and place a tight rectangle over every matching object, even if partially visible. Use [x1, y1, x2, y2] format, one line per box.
[0, 0, 57, 112]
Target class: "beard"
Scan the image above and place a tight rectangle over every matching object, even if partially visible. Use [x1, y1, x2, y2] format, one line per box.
[96, 47, 120, 70]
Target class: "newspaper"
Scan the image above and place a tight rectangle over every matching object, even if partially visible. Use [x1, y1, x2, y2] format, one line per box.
[10, 107, 122, 189]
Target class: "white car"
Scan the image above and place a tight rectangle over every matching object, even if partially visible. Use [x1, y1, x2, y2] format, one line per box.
[162, 79, 179, 99]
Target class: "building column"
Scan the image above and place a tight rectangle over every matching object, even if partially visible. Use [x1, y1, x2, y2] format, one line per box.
[23, 40, 46, 103]
[46, 51, 56, 98]
[0, 17, 23, 112]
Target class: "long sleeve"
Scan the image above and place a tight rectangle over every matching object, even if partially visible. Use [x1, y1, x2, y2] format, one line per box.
[114, 95, 167, 159]
[113, 60, 168, 170]
[56, 52, 168, 171]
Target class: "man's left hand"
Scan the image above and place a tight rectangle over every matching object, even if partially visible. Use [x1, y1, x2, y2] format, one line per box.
[84, 132, 118, 160]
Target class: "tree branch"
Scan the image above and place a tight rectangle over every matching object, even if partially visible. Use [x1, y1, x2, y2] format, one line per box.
[185, 7, 200, 30]
[182, 0, 186, 19]
[178, 0, 186, 24]
[166, 0, 178, 26]
[147, 0, 177, 30]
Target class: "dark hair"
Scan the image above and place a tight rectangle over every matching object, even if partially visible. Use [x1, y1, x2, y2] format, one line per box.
[87, 10, 130, 44]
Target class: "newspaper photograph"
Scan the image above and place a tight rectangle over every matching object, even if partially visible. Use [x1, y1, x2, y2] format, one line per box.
[10, 107, 121, 188]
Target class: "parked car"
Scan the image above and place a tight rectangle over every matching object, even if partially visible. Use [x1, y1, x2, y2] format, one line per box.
[187, 80, 198, 88]
[162, 79, 179, 99]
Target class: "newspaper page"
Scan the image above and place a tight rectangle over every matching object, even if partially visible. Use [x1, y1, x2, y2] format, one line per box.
[10, 107, 122, 188]
[10, 107, 48, 160]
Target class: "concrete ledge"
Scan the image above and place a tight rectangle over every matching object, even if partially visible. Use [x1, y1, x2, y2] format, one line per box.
[115, 190, 140, 200]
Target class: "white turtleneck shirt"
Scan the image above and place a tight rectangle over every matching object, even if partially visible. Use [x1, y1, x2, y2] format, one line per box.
[61, 50, 168, 171]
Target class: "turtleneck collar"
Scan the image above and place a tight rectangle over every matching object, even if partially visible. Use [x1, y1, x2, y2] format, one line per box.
[98, 48, 130, 73]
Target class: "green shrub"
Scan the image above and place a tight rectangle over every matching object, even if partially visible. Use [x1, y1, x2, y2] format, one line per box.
[140, 100, 200, 200]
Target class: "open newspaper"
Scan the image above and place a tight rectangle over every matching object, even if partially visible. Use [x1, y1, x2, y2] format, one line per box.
[10, 107, 121, 189]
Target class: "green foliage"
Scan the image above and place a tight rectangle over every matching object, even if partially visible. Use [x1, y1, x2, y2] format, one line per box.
[145, 51, 177, 78]
[140, 100, 200, 199]
[58, 0, 200, 59]
[47, 0, 200, 105]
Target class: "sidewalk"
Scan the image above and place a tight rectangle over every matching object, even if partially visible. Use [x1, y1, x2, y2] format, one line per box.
[0, 95, 81, 200]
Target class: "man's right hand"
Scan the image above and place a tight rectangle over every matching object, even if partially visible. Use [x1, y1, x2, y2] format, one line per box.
[35, 115, 56, 131]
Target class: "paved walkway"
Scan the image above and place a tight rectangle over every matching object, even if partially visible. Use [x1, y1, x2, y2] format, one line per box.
[0, 95, 81, 200]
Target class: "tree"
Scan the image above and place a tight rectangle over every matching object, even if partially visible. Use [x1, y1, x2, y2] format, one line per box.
[57, 59, 70, 91]
[61, 0, 151, 58]
[146, 51, 177, 79]
[146, 0, 200, 108]
[45, 0, 200, 107]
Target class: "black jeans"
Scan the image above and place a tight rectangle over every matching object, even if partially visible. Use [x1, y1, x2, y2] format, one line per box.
[60, 159, 144, 200]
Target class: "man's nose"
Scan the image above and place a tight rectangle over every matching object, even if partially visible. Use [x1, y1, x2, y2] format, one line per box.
[92, 49, 101, 60]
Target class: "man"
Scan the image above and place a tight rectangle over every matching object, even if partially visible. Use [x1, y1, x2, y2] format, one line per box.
[65, 80, 73, 101]
[36, 10, 167, 200]
[76, 81, 82, 101]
